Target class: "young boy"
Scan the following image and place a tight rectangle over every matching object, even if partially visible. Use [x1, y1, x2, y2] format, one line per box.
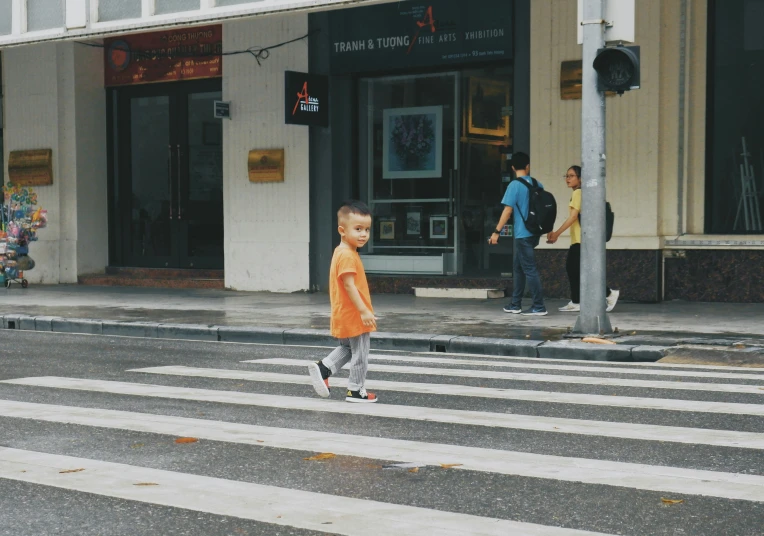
[308, 200, 378, 403]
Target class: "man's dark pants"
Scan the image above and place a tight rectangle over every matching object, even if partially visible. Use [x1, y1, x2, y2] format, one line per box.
[510, 235, 545, 310]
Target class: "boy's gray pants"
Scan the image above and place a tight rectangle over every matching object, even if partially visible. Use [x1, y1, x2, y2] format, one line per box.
[322, 332, 370, 391]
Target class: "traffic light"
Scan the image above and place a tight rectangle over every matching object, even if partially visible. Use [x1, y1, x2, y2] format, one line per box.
[593, 45, 640, 94]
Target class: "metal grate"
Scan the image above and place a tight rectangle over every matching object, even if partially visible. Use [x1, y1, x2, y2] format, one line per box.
[217, 0, 263, 6]
[0, 0, 12, 35]
[27, 0, 64, 31]
[99, 0, 142, 22]
[155, 0, 200, 15]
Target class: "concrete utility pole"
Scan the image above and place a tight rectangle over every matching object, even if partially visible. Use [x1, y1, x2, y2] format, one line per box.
[574, 0, 612, 335]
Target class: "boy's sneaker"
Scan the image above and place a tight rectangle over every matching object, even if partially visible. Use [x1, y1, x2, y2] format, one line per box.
[558, 301, 580, 312]
[606, 290, 620, 312]
[521, 307, 548, 316]
[503, 304, 522, 314]
[307, 361, 331, 398]
[345, 388, 378, 403]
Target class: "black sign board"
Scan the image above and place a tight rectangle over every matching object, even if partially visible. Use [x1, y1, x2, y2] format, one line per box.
[214, 100, 231, 119]
[328, 0, 513, 74]
[285, 71, 329, 127]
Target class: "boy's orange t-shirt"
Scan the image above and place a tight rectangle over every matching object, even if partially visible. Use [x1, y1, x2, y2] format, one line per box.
[329, 245, 374, 339]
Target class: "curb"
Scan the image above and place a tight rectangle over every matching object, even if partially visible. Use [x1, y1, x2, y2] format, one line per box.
[0, 313, 672, 362]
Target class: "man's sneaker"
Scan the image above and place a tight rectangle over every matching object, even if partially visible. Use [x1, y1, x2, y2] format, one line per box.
[558, 301, 580, 312]
[345, 388, 378, 403]
[606, 290, 620, 312]
[521, 308, 548, 316]
[307, 361, 331, 398]
[503, 304, 522, 314]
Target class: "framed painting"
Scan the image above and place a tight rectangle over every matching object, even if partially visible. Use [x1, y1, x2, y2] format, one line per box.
[468, 77, 510, 138]
[430, 216, 448, 239]
[406, 210, 421, 236]
[379, 220, 395, 240]
[382, 106, 443, 179]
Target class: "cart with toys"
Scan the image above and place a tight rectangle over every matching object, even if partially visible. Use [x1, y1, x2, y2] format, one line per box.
[1, 184, 47, 289]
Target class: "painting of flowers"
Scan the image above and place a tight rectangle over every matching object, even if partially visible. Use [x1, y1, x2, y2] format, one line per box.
[382, 106, 443, 179]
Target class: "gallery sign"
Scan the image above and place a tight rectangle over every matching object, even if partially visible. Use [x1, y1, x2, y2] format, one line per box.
[328, 0, 512, 74]
[284, 71, 329, 127]
[104, 25, 222, 86]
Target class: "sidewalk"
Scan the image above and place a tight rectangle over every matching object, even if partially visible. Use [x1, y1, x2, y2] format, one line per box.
[2, 285, 763, 364]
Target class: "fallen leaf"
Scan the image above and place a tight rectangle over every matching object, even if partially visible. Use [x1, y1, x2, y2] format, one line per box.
[408, 467, 419, 473]
[131, 443, 144, 449]
[257, 440, 265, 443]
[660, 497, 685, 505]
[175, 437, 198, 444]
[440, 463, 463, 469]
[582, 337, 616, 345]
[303, 452, 336, 461]
[133, 482, 159, 486]
[59, 468, 85, 474]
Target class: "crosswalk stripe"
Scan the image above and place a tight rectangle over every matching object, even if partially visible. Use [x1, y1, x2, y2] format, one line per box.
[129, 366, 764, 417]
[361, 354, 764, 381]
[245, 358, 764, 394]
[419, 351, 764, 373]
[0, 400, 762, 502]
[0, 447, 613, 536]
[3, 377, 762, 449]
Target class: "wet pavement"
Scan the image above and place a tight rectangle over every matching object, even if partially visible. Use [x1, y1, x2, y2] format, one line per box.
[2, 284, 763, 346]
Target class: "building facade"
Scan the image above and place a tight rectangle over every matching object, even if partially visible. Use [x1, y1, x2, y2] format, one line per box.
[0, 0, 762, 301]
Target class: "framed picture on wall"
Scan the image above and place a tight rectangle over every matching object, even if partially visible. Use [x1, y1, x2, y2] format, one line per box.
[382, 106, 443, 179]
[379, 220, 395, 240]
[430, 216, 448, 239]
[468, 78, 510, 138]
[406, 210, 421, 236]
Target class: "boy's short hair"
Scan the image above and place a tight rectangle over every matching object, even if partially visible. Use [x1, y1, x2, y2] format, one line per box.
[337, 199, 371, 224]
[511, 152, 530, 171]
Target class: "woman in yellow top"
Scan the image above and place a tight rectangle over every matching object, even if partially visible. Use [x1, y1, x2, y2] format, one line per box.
[547, 165, 620, 312]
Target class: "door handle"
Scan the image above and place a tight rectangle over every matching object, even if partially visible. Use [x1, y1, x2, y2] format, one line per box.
[167, 145, 173, 220]
[176, 144, 182, 220]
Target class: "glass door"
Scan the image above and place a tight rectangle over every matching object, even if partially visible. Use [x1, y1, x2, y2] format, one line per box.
[359, 73, 459, 275]
[458, 66, 514, 277]
[179, 89, 223, 268]
[115, 80, 223, 269]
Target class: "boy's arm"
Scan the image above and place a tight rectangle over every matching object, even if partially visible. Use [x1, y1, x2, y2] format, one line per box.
[488, 205, 513, 245]
[341, 273, 377, 328]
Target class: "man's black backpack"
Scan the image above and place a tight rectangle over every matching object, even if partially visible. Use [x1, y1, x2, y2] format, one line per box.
[579, 201, 615, 242]
[517, 177, 557, 235]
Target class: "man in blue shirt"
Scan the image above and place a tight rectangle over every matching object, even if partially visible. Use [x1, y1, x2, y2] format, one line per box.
[488, 152, 547, 316]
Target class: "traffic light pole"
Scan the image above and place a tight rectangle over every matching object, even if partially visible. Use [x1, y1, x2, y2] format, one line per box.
[574, 0, 612, 335]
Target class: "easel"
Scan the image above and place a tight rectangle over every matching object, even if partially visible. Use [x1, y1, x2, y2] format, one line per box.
[733, 137, 762, 232]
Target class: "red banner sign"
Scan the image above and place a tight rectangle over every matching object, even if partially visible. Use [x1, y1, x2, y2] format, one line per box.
[104, 25, 222, 86]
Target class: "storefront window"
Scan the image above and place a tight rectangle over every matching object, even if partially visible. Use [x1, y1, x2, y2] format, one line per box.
[0, 54, 4, 185]
[707, 0, 764, 233]
[359, 66, 513, 276]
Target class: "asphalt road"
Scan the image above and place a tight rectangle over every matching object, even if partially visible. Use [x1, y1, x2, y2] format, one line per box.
[0, 330, 762, 535]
